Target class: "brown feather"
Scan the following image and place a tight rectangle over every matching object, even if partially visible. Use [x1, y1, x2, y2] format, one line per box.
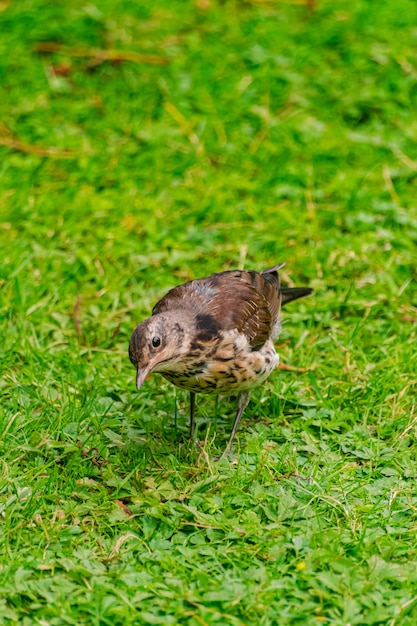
[152, 269, 282, 349]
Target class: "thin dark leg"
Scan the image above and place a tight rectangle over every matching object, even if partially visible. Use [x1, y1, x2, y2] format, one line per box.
[223, 391, 251, 456]
[189, 392, 196, 439]
[225, 405, 245, 455]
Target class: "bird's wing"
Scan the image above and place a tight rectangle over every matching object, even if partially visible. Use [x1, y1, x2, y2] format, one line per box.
[153, 269, 281, 349]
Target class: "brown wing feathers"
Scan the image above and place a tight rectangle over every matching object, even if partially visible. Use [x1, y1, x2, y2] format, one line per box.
[152, 268, 283, 349]
[151, 265, 311, 348]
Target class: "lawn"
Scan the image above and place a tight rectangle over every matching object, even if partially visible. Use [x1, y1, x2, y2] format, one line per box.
[1, 0, 417, 623]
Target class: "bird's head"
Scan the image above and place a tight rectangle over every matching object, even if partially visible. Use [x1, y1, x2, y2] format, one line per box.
[128, 312, 189, 389]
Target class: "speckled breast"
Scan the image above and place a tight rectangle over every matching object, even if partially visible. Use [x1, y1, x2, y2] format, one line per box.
[161, 335, 279, 395]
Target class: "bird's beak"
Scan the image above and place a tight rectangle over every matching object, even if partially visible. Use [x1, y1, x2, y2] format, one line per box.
[136, 365, 151, 390]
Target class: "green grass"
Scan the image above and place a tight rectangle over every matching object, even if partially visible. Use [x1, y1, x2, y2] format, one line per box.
[1, 0, 417, 623]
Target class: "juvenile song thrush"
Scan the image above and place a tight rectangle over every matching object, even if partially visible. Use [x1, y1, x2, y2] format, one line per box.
[129, 264, 312, 454]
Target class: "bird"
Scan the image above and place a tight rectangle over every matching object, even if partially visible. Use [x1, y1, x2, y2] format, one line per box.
[129, 264, 312, 455]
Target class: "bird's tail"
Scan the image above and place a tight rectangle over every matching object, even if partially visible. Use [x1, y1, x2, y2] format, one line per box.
[281, 286, 313, 305]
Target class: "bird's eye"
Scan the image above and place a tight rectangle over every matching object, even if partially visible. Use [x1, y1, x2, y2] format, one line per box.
[152, 336, 161, 348]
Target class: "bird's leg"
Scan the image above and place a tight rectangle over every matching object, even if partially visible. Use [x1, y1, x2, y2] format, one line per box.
[189, 392, 196, 439]
[224, 391, 251, 456]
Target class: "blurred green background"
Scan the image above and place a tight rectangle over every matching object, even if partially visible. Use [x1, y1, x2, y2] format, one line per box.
[1, 0, 417, 624]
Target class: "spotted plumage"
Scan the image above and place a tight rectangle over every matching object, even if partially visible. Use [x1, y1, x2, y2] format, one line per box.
[129, 264, 312, 454]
